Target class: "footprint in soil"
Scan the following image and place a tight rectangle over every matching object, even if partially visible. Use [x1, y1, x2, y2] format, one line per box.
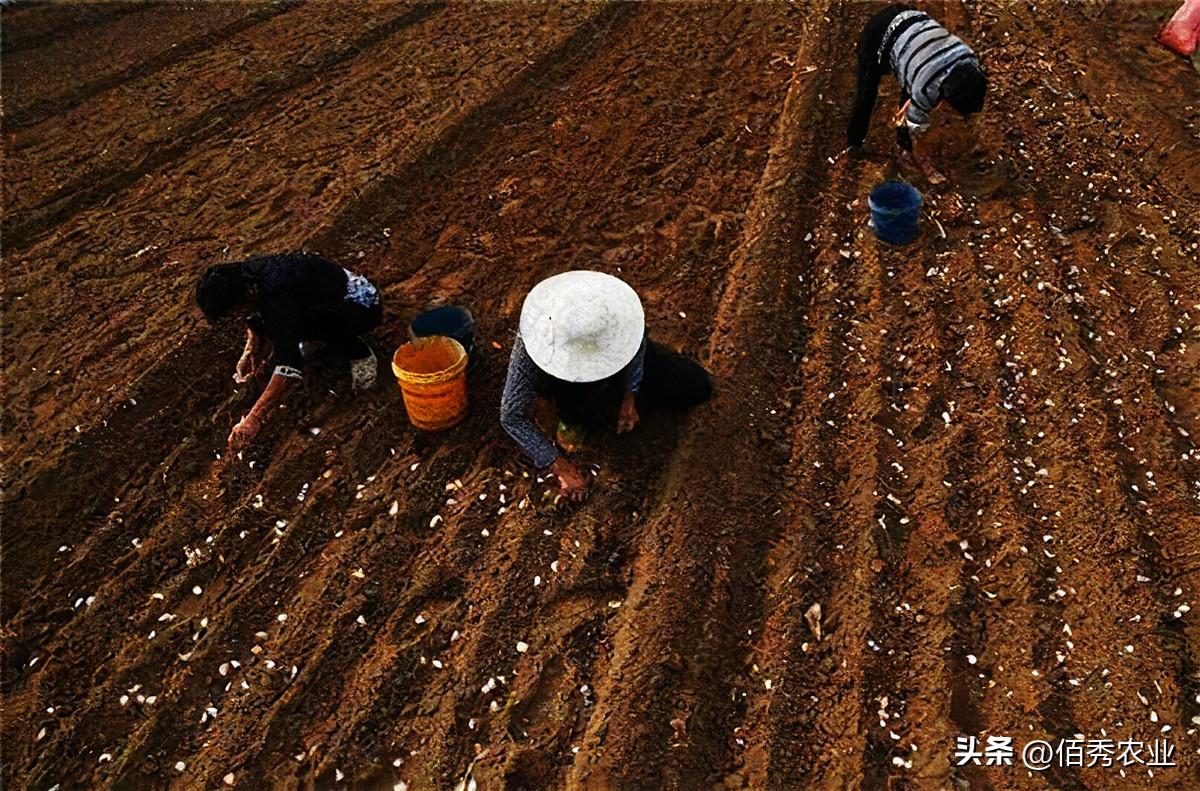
[955, 156, 1020, 200]
[500, 748, 556, 790]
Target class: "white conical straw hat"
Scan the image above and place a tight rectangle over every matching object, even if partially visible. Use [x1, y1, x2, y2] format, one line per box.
[519, 270, 645, 383]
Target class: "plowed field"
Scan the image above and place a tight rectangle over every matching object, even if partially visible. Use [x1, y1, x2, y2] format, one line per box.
[3, 2, 1199, 789]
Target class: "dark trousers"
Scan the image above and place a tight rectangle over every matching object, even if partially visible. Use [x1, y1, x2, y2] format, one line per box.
[548, 341, 714, 428]
[305, 300, 383, 359]
[248, 300, 382, 360]
[847, 4, 914, 152]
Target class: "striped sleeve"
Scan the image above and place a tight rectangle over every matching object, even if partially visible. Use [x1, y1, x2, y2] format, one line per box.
[887, 11, 977, 128]
[912, 43, 975, 108]
[905, 102, 931, 134]
[899, 24, 952, 90]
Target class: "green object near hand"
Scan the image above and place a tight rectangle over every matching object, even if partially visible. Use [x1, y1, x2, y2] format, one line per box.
[556, 421, 587, 454]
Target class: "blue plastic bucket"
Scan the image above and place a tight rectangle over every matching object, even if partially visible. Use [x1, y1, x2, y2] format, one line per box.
[868, 181, 922, 245]
[410, 305, 475, 357]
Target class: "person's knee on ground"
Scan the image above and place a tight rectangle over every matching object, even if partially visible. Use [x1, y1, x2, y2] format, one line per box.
[639, 343, 714, 411]
[671, 358, 713, 409]
[311, 300, 383, 392]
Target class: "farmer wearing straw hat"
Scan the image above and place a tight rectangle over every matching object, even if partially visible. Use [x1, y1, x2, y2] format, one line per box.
[501, 271, 713, 501]
[195, 252, 382, 450]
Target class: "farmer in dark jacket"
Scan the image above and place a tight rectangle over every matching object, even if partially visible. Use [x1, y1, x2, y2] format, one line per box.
[195, 252, 382, 449]
[847, 4, 987, 184]
[501, 271, 713, 502]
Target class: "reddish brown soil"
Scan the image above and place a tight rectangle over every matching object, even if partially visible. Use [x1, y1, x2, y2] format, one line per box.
[3, 2, 1199, 789]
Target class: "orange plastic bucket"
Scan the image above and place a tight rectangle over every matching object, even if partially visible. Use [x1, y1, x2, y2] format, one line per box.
[391, 336, 468, 430]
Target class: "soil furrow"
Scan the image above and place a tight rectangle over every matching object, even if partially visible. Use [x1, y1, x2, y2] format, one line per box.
[0, 1, 148, 55]
[3, 2, 444, 252]
[305, 1, 639, 261]
[3, 2, 303, 130]
[855, 178, 984, 789]
[737, 132, 873, 791]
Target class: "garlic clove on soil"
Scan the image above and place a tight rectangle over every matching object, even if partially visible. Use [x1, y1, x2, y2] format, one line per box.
[804, 602, 823, 642]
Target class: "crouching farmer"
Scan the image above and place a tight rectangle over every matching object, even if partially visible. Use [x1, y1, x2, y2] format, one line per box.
[195, 252, 383, 450]
[501, 270, 713, 502]
[847, 4, 987, 184]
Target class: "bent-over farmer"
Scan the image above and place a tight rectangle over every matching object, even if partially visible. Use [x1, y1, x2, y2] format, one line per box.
[195, 252, 383, 450]
[501, 270, 713, 502]
[847, 4, 987, 184]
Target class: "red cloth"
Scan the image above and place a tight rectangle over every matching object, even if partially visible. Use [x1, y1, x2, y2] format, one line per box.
[1157, 0, 1200, 56]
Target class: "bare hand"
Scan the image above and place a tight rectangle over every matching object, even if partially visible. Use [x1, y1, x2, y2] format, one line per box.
[616, 393, 640, 434]
[233, 351, 257, 384]
[228, 412, 262, 451]
[894, 99, 912, 128]
[550, 457, 588, 502]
